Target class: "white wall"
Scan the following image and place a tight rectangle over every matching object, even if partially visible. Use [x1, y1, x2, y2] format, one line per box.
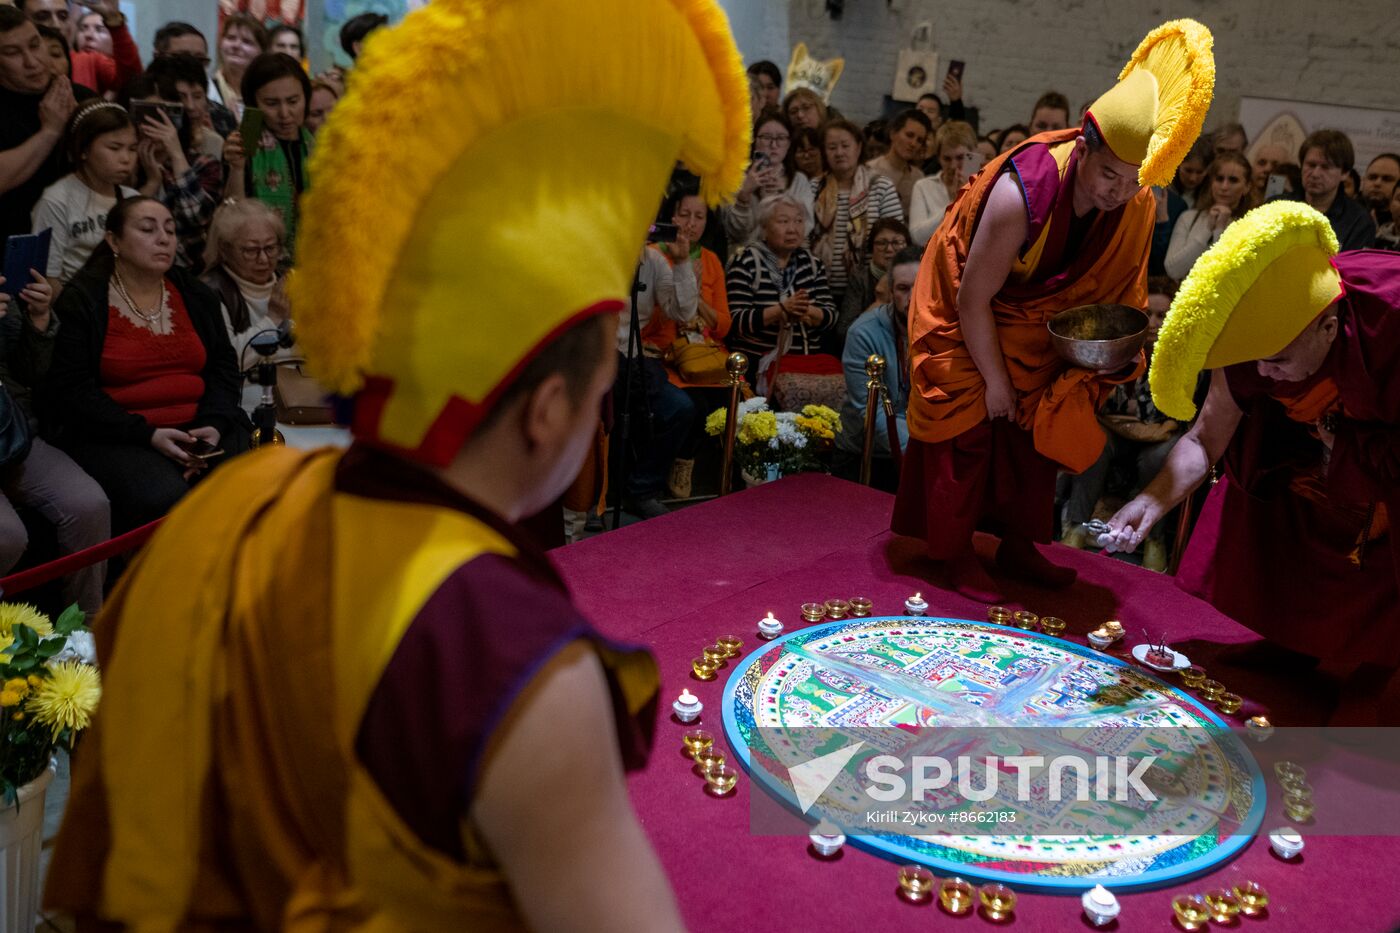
[125, 0, 218, 61]
[717, 0, 791, 70]
[785, 0, 1400, 135]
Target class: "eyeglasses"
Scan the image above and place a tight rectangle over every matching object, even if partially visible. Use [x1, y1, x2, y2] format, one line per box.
[756, 134, 789, 145]
[872, 238, 906, 250]
[238, 244, 282, 261]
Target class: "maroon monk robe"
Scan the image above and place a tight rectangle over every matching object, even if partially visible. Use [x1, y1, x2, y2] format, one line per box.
[1177, 251, 1400, 673]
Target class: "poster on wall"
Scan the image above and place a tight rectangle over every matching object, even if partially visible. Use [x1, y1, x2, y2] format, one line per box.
[1239, 96, 1400, 171]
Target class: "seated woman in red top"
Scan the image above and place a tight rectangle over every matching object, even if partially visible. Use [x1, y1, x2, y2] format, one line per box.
[44, 196, 250, 532]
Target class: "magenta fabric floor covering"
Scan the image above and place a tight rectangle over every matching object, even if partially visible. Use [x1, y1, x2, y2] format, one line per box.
[552, 474, 1400, 931]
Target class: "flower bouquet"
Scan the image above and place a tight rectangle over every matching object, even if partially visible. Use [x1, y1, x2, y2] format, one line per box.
[1, 602, 100, 805]
[705, 397, 841, 482]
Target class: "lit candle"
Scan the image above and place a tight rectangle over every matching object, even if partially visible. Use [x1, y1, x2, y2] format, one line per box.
[1081, 884, 1120, 926]
[757, 612, 784, 639]
[904, 592, 928, 616]
[672, 689, 703, 723]
[808, 820, 846, 857]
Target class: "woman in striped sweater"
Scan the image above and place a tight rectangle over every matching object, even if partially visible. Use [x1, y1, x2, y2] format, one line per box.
[725, 192, 835, 372]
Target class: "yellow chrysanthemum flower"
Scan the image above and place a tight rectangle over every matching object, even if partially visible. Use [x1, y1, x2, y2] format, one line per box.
[3, 677, 30, 698]
[0, 690, 21, 708]
[0, 603, 53, 639]
[795, 416, 835, 440]
[738, 411, 777, 445]
[26, 660, 101, 739]
[704, 408, 728, 436]
[801, 404, 841, 429]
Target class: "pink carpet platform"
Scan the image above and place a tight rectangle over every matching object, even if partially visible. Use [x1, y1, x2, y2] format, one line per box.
[552, 473, 1400, 931]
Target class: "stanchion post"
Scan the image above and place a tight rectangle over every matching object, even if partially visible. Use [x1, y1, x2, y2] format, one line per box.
[719, 353, 748, 496]
[860, 354, 886, 486]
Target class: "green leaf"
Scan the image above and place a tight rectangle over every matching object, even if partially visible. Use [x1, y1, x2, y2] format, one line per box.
[35, 638, 66, 659]
[9, 656, 36, 673]
[14, 624, 38, 649]
[54, 604, 85, 636]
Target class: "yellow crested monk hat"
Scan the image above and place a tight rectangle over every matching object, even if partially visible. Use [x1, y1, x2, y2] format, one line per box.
[1150, 201, 1344, 419]
[289, 0, 751, 465]
[1084, 19, 1215, 187]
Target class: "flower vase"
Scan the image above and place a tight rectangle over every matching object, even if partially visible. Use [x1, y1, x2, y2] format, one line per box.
[0, 760, 56, 931]
[741, 464, 782, 488]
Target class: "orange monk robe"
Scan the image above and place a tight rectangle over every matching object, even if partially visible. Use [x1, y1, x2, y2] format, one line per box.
[907, 127, 1154, 472]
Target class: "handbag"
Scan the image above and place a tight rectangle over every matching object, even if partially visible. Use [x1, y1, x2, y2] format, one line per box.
[273, 363, 334, 425]
[891, 22, 939, 103]
[664, 336, 730, 385]
[0, 385, 33, 470]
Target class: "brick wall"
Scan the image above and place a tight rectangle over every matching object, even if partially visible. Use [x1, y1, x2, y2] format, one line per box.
[770, 0, 1398, 135]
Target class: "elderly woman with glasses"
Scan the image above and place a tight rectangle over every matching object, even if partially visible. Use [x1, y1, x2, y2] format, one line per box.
[200, 199, 294, 368]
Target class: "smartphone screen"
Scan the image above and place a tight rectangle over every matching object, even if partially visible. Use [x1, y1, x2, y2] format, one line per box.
[180, 438, 224, 459]
[961, 150, 984, 180]
[131, 100, 185, 130]
[947, 60, 966, 81]
[239, 107, 266, 153]
[1264, 173, 1288, 200]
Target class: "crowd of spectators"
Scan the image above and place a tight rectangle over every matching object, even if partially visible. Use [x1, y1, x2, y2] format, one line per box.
[3, 9, 1397, 600]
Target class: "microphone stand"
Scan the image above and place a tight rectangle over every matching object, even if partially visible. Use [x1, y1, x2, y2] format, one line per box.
[611, 261, 648, 530]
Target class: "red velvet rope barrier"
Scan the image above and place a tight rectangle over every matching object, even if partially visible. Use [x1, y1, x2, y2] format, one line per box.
[0, 518, 163, 597]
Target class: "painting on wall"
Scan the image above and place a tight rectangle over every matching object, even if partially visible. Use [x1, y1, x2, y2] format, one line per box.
[318, 0, 427, 67]
[219, 0, 307, 29]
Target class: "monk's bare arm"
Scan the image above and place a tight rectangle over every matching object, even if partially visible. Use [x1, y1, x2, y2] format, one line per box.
[1103, 368, 1242, 552]
[472, 641, 684, 932]
[956, 173, 1030, 419]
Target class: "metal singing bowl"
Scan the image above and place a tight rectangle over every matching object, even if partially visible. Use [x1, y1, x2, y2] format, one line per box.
[1048, 304, 1149, 371]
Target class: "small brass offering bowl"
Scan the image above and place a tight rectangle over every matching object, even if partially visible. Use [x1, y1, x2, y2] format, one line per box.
[1204, 889, 1241, 923]
[824, 598, 851, 620]
[1039, 616, 1067, 636]
[704, 764, 738, 796]
[848, 597, 873, 617]
[691, 657, 718, 681]
[1200, 679, 1225, 702]
[1279, 776, 1312, 796]
[693, 747, 725, 776]
[1180, 665, 1207, 688]
[716, 634, 743, 658]
[897, 864, 934, 902]
[978, 883, 1016, 921]
[1011, 610, 1039, 630]
[681, 730, 714, 758]
[938, 877, 975, 915]
[1216, 692, 1243, 715]
[1233, 881, 1269, 916]
[1284, 794, 1316, 822]
[702, 644, 729, 666]
[801, 602, 827, 623]
[1102, 619, 1124, 635]
[1172, 894, 1210, 930]
[988, 606, 1014, 624]
[1048, 304, 1149, 371]
[1274, 761, 1307, 782]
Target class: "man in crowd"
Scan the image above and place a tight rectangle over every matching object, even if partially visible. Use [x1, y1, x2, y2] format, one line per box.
[19, 0, 139, 94]
[1360, 152, 1400, 226]
[747, 59, 782, 112]
[867, 108, 931, 215]
[1029, 91, 1071, 134]
[1107, 201, 1400, 724]
[151, 22, 236, 138]
[1212, 121, 1247, 154]
[0, 5, 78, 241]
[1251, 141, 1292, 200]
[1270, 129, 1376, 251]
[893, 19, 1214, 598]
[838, 245, 918, 472]
[45, 0, 750, 927]
[340, 11, 388, 62]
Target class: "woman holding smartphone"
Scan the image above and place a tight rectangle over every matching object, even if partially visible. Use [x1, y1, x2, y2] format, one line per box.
[222, 53, 314, 258]
[44, 197, 250, 533]
[723, 112, 815, 247]
[908, 120, 979, 246]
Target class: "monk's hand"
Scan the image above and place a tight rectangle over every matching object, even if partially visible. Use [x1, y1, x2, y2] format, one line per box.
[984, 375, 1016, 421]
[1100, 496, 1163, 553]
